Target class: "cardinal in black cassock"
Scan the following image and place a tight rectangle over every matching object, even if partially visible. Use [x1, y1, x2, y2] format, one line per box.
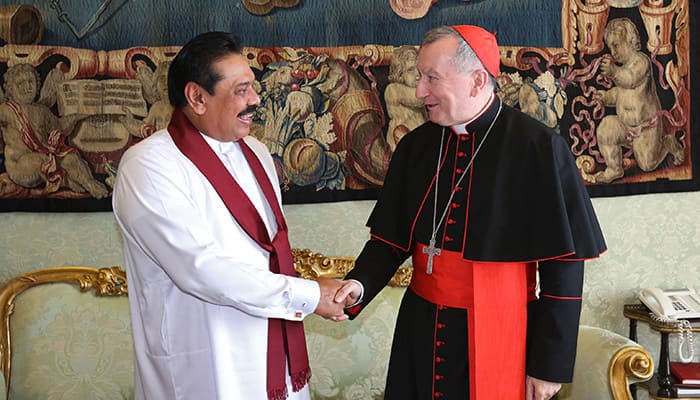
[337, 24, 606, 400]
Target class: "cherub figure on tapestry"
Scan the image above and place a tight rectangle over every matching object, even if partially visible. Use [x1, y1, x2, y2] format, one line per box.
[0, 63, 109, 199]
[593, 17, 685, 184]
[384, 45, 427, 151]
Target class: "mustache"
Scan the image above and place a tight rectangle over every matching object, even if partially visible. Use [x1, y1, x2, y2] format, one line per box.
[237, 105, 258, 117]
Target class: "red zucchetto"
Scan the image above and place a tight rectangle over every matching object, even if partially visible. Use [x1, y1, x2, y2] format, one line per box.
[452, 25, 500, 77]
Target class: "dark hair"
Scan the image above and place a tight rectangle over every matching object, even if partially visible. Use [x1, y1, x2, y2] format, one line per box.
[168, 31, 243, 108]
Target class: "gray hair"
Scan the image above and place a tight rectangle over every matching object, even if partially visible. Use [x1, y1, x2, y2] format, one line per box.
[422, 26, 497, 90]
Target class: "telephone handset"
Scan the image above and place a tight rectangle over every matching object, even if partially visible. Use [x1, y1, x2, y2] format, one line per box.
[639, 288, 700, 363]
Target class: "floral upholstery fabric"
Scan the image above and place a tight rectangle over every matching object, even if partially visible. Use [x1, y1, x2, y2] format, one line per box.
[2, 274, 652, 400]
[9, 284, 133, 400]
[304, 286, 405, 400]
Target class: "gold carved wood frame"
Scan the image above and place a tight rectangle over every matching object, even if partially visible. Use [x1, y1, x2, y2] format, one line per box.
[0, 266, 127, 397]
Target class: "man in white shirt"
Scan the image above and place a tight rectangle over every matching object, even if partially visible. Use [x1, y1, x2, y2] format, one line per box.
[113, 31, 346, 400]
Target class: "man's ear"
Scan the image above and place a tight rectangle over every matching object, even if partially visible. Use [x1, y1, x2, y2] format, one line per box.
[470, 69, 489, 96]
[184, 82, 206, 115]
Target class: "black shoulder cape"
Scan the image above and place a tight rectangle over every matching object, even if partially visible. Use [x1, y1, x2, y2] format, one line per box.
[367, 101, 606, 262]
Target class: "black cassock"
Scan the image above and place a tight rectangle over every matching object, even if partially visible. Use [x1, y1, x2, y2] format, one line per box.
[345, 97, 607, 399]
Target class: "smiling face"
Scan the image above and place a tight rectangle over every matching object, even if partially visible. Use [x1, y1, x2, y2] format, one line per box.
[415, 35, 484, 126]
[194, 53, 260, 142]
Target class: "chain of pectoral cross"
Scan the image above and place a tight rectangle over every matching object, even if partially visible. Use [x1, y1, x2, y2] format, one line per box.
[423, 102, 502, 274]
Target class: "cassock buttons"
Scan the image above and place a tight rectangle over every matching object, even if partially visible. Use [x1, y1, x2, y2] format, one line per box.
[455, 168, 464, 174]
[295, 311, 302, 318]
[459, 135, 469, 142]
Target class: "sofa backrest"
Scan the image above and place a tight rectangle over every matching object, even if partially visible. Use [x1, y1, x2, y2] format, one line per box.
[293, 247, 409, 399]
[0, 253, 409, 400]
[0, 253, 653, 400]
[0, 267, 133, 399]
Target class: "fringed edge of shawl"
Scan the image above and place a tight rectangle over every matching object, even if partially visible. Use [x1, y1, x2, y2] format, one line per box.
[292, 366, 311, 392]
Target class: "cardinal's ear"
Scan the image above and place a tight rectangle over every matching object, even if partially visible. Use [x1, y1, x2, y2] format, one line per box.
[469, 69, 489, 96]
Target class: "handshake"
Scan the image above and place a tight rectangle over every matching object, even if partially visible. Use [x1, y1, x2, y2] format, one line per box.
[313, 277, 363, 322]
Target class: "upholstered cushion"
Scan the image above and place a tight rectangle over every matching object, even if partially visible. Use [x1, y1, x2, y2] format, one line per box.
[558, 325, 652, 400]
[304, 286, 405, 400]
[0, 373, 5, 400]
[9, 284, 134, 400]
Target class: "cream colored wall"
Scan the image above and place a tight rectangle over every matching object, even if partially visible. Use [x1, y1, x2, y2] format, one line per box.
[1, 191, 699, 367]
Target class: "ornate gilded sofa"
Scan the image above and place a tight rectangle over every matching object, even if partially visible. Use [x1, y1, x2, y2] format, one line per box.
[0, 250, 653, 400]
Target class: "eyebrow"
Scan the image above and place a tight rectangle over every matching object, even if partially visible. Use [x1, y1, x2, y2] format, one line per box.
[420, 67, 439, 77]
[235, 80, 253, 90]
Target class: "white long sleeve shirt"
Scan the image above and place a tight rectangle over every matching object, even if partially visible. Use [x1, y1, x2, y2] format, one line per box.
[113, 129, 319, 400]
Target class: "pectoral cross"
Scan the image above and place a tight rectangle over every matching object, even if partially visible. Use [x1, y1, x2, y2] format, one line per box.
[422, 237, 441, 275]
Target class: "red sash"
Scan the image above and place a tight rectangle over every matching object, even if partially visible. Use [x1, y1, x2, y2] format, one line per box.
[168, 109, 309, 400]
[412, 242, 536, 399]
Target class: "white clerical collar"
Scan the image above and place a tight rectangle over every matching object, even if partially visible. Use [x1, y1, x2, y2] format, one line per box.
[201, 133, 239, 155]
[450, 93, 496, 135]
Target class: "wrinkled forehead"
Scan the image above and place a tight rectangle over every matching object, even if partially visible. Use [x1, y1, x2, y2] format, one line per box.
[417, 38, 458, 71]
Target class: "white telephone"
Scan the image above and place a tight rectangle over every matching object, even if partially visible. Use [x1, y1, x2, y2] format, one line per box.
[639, 288, 700, 363]
[639, 288, 700, 320]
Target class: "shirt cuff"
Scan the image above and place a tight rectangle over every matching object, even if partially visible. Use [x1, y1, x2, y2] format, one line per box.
[287, 276, 321, 321]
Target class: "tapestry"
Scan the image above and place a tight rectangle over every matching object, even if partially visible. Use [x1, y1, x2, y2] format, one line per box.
[0, 0, 697, 211]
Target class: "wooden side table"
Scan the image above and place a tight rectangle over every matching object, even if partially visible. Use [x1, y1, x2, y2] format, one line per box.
[623, 304, 700, 399]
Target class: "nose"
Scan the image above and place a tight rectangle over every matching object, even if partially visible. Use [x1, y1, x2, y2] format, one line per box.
[415, 78, 427, 100]
[249, 87, 261, 105]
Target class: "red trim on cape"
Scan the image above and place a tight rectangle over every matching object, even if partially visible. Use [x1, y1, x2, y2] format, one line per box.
[541, 294, 582, 300]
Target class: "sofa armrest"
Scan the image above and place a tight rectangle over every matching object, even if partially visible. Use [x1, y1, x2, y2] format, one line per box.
[558, 325, 654, 400]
